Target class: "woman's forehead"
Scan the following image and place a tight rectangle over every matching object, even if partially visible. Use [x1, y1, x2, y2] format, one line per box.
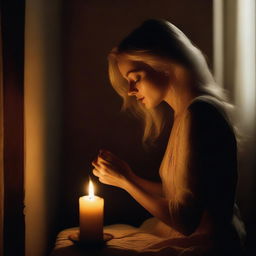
[117, 57, 148, 78]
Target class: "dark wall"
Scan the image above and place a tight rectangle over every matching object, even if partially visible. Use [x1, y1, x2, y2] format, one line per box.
[59, 0, 213, 230]
[1, 1, 25, 255]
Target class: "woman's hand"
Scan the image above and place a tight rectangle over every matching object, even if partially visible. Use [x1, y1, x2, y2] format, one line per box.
[91, 150, 134, 189]
[92, 150, 174, 231]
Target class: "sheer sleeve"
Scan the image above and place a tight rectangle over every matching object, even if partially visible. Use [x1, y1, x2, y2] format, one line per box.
[168, 100, 238, 236]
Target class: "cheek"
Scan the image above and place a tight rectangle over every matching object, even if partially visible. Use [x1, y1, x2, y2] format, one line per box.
[143, 71, 170, 96]
[150, 69, 170, 88]
[141, 85, 165, 109]
[144, 82, 168, 100]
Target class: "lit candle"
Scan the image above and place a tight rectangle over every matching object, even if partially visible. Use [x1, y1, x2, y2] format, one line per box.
[79, 179, 104, 243]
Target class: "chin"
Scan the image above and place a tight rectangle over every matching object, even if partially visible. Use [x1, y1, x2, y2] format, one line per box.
[144, 105, 152, 109]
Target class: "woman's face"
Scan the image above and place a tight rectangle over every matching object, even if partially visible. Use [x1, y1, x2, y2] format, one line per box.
[117, 56, 170, 109]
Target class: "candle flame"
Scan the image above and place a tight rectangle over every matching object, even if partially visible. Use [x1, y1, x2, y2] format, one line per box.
[88, 179, 94, 200]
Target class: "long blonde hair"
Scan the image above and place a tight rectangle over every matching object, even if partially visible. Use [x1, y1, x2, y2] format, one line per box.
[108, 19, 235, 146]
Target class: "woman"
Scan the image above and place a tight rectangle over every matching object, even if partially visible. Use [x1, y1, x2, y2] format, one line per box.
[92, 19, 246, 256]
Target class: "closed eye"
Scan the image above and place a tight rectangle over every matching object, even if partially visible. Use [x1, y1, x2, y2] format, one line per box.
[134, 76, 141, 84]
[128, 77, 140, 89]
[127, 74, 141, 87]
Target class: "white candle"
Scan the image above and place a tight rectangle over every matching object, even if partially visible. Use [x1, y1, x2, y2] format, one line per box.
[79, 180, 104, 243]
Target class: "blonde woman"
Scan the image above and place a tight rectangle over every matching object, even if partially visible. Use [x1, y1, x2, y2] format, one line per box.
[92, 19, 246, 256]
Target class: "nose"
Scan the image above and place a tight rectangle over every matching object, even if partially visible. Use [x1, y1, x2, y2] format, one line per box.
[127, 83, 138, 96]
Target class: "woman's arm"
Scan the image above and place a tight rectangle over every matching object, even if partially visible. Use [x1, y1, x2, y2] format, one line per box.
[123, 178, 203, 236]
[92, 149, 203, 236]
[123, 178, 172, 225]
[93, 153, 202, 236]
[128, 172, 163, 197]
[92, 150, 163, 196]
[92, 155, 171, 225]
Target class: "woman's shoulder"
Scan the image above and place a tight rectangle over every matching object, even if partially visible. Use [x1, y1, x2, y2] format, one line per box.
[187, 95, 230, 123]
[188, 95, 225, 113]
[184, 95, 237, 156]
[186, 95, 235, 136]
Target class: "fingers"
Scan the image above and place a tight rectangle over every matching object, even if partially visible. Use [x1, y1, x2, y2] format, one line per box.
[100, 150, 125, 168]
[100, 149, 118, 162]
[92, 168, 100, 177]
[91, 150, 125, 189]
[92, 158, 112, 171]
[99, 151, 113, 162]
[92, 160, 101, 169]
[97, 156, 111, 165]
[92, 168, 113, 186]
[91, 149, 121, 182]
[92, 167, 106, 181]
[92, 158, 113, 181]
[92, 151, 115, 170]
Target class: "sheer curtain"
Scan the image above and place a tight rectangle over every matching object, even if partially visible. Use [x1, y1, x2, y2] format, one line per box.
[214, 0, 256, 242]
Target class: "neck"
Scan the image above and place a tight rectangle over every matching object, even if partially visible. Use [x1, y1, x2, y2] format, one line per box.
[165, 89, 198, 117]
[164, 65, 200, 116]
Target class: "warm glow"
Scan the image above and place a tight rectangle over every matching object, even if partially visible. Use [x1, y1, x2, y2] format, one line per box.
[88, 179, 94, 199]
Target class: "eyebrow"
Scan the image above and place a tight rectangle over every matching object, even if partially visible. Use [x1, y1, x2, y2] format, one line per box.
[126, 68, 142, 77]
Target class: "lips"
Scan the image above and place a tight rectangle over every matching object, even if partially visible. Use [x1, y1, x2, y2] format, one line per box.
[137, 97, 144, 101]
